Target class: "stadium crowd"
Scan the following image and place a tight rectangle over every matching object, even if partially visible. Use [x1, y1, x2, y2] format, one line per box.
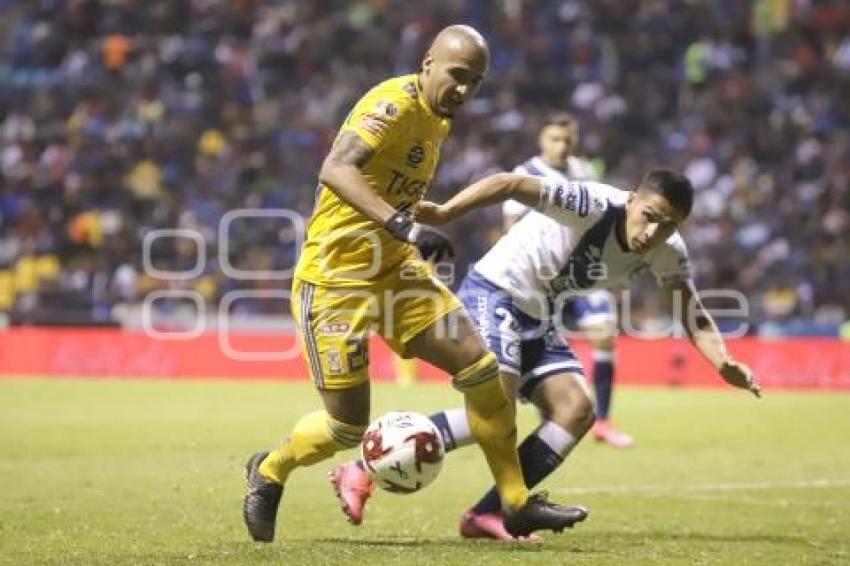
[0, 0, 847, 332]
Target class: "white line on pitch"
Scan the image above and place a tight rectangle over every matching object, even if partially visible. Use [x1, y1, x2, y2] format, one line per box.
[555, 478, 850, 495]
[659, 493, 839, 509]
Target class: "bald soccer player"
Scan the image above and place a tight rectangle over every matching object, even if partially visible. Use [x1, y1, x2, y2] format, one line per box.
[242, 25, 588, 542]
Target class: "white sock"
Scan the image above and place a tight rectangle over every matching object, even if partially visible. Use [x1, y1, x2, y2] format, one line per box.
[535, 420, 577, 458]
[431, 407, 474, 451]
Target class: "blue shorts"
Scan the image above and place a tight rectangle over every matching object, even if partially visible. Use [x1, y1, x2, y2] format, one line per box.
[458, 270, 584, 400]
[562, 290, 617, 328]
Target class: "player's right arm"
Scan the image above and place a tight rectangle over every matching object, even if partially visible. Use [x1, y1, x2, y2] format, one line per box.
[318, 132, 398, 225]
[651, 236, 760, 398]
[662, 278, 761, 398]
[318, 120, 454, 261]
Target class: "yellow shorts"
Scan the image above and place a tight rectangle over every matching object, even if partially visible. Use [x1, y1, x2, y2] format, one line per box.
[291, 260, 463, 390]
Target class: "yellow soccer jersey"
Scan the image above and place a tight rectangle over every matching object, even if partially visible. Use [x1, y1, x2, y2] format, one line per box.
[295, 74, 451, 287]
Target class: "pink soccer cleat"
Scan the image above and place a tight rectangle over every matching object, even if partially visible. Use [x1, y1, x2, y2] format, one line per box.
[329, 461, 374, 525]
[459, 510, 542, 544]
[592, 419, 634, 448]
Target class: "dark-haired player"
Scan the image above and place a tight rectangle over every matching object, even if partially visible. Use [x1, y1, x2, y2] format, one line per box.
[336, 169, 760, 541]
[504, 111, 633, 448]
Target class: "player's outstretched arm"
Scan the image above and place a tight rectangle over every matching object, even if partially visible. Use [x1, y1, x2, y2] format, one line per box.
[417, 173, 542, 225]
[664, 279, 761, 397]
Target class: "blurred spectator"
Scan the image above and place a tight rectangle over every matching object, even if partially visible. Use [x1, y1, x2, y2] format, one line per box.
[0, 0, 846, 332]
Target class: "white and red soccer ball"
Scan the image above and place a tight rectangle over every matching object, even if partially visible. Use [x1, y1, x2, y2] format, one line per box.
[361, 411, 445, 494]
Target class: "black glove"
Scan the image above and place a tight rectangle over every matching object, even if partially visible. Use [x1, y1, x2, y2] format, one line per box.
[385, 210, 455, 262]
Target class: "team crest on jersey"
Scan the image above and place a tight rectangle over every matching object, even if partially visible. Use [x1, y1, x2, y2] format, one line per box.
[360, 99, 398, 136]
[374, 99, 398, 117]
[406, 143, 424, 168]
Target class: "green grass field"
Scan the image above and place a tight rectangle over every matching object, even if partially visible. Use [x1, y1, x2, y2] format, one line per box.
[1, 378, 848, 565]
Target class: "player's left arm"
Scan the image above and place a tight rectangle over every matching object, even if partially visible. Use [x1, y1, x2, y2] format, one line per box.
[663, 278, 761, 397]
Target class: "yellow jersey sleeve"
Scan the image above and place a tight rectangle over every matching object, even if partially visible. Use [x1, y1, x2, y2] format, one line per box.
[338, 83, 417, 150]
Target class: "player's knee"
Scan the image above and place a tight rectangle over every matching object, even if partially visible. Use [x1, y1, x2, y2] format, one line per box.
[451, 351, 500, 391]
[548, 398, 592, 430]
[572, 394, 596, 432]
[325, 413, 368, 449]
[292, 410, 366, 450]
[539, 380, 595, 433]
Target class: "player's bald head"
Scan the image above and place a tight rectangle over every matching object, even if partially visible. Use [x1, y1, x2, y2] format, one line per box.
[427, 25, 490, 69]
[420, 25, 489, 117]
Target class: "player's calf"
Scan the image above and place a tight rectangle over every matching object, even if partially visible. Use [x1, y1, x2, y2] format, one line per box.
[245, 409, 367, 541]
[453, 353, 530, 511]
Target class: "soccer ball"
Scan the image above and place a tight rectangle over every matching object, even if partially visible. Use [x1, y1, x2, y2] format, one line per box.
[361, 411, 445, 494]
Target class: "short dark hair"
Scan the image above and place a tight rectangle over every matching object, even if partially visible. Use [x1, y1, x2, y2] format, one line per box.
[541, 111, 577, 131]
[639, 169, 694, 217]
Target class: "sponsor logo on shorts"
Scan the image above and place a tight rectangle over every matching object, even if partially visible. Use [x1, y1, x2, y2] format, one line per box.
[320, 322, 350, 336]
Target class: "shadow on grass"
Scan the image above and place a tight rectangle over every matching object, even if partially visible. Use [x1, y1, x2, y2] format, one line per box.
[80, 531, 836, 565]
[310, 536, 543, 552]
[589, 529, 814, 547]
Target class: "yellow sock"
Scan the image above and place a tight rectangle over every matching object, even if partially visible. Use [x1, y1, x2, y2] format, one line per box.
[456, 354, 529, 511]
[259, 410, 365, 485]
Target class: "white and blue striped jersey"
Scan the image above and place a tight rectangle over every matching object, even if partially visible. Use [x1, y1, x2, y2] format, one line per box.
[503, 155, 596, 220]
[475, 179, 692, 321]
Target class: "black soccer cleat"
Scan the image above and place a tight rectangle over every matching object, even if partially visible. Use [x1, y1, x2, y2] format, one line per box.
[503, 492, 588, 537]
[243, 451, 283, 542]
